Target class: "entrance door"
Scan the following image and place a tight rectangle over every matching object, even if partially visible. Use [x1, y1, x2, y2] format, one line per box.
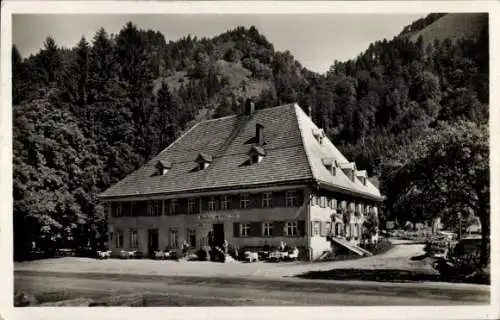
[187, 229, 196, 248]
[148, 229, 159, 256]
[212, 223, 224, 247]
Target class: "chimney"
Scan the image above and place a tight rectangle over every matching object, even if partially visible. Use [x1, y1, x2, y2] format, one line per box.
[245, 98, 255, 115]
[256, 123, 264, 145]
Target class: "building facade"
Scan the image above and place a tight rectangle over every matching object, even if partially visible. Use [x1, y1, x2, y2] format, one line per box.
[99, 102, 383, 260]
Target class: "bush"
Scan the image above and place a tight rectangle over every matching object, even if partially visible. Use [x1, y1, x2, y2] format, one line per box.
[362, 238, 393, 255]
[433, 253, 488, 284]
[423, 235, 452, 255]
[196, 248, 208, 261]
[14, 291, 39, 307]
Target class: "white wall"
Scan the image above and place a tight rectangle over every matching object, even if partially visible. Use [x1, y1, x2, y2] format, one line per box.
[309, 203, 332, 259]
[308, 199, 369, 259]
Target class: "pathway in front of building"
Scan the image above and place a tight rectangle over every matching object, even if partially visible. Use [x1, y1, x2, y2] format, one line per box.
[14, 242, 432, 278]
[14, 243, 490, 306]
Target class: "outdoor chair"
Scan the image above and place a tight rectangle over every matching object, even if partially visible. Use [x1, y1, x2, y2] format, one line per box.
[97, 250, 111, 259]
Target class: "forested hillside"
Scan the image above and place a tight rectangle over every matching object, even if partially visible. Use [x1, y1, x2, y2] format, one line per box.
[12, 14, 489, 261]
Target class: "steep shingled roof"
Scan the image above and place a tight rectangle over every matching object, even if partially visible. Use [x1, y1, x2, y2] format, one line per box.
[99, 103, 383, 201]
[294, 105, 382, 199]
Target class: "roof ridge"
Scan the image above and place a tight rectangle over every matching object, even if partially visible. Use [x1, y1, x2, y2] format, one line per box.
[186, 103, 297, 125]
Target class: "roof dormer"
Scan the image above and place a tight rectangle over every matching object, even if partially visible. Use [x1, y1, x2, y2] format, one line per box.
[340, 162, 357, 181]
[249, 145, 266, 164]
[356, 170, 367, 185]
[195, 152, 213, 170]
[312, 128, 325, 145]
[155, 159, 172, 176]
[321, 158, 337, 176]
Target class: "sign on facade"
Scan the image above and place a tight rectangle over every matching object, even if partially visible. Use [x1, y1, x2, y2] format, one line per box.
[197, 213, 240, 221]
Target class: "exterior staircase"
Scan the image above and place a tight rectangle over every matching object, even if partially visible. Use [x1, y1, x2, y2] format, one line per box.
[330, 237, 373, 256]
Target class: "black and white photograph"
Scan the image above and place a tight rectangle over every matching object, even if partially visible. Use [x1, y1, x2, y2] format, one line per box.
[1, 1, 499, 319]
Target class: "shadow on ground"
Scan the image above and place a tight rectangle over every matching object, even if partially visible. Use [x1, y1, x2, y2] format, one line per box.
[296, 268, 441, 283]
[410, 254, 429, 260]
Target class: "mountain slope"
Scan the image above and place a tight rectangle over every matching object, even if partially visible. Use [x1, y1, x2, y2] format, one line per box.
[408, 13, 488, 45]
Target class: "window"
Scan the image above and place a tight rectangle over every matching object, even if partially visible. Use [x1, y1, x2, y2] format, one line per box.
[314, 195, 320, 206]
[346, 224, 351, 238]
[240, 194, 250, 209]
[156, 160, 171, 176]
[330, 198, 337, 209]
[349, 223, 355, 238]
[330, 166, 336, 176]
[169, 229, 178, 248]
[168, 199, 177, 215]
[250, 155, 259, 164]
[313, 128, 325, 145]
[262, 192, 272, 208]
[358, 203, 364, 214]
[325, 221, 331, 235]
[286, 191, 297, 207]
[114, 203, 122, 217]
[320, 196, 327, 208]
[263, 222, 273, 236]
[208, 196, 216, 211]
[129, 202, 136, 216]
[286, 221, 298, 236]
[240, 223, 250, 237]
[195, 153, 212, 171]
[147, 201, 154, 216]
[154, 200, 161, 216]
[187, 228, 196, 247]
[130, 229, 138, 248]
[122, 202, 131, 216]
[312, 221, 321, 236]
[188, 198, 198, 214]
[349, 202, 355, 211]
[116, 229, 124, 248]
[221, 195, 229, 210]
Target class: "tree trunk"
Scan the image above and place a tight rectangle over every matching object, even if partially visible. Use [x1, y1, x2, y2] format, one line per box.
[479, 211, 489, 267]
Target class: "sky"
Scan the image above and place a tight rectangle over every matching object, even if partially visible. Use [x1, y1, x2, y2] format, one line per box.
[12, 14, 425, 74]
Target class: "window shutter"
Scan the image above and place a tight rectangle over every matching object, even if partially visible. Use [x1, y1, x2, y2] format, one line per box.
[176, 199, 183, 215]
[276, 191, 286, 207]
[250, 222, 261, 237]
[213, 197, 218, 211]
[298, 220, 306, 236]
[320, 222, 327, 237]
[296, 189, 304, 206]
[201, 197, 208, 211]
[228, 195, 235, 210]
[233, 223, 239, 237]
[251, 193, 260, 208]
[274, 221, 284, 236]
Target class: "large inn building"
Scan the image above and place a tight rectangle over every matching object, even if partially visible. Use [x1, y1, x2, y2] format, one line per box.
[99, 102, 384, 260]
